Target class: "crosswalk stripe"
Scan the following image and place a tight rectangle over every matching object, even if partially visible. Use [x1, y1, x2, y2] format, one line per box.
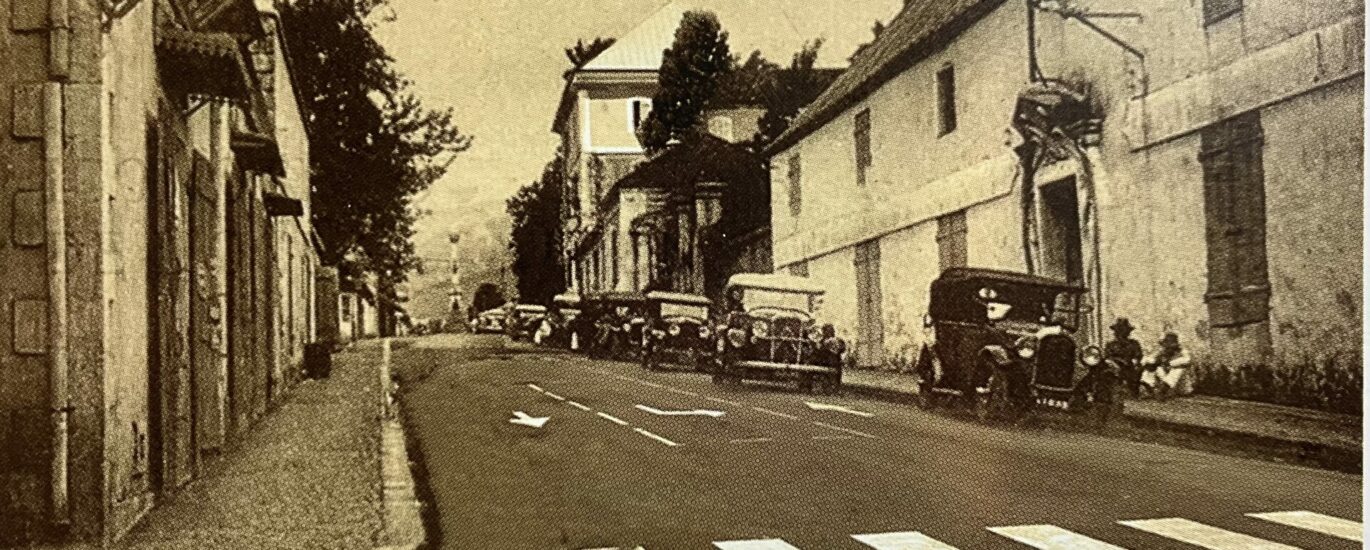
[712, 539, 801, 549]
[987, 525, 1127, 550]
[1247, 511, 1363, 542]
[852, 530, 959, 549]
[1118, 518, 1302, 549]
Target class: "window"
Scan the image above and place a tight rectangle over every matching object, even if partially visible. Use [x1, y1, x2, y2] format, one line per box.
[936, 65, 957, 135]
[854, 109, 872, 186]
[787, 154, 802, 216]
[709, 115, 735, 141]
[1203, 0, 1241, 26]
[1200, 111, 1268, 327]
[629, 98, 652, 133]
[936, 210, 968, 271]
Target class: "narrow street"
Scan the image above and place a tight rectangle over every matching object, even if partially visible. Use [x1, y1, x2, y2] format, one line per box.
[392, 334, 1362, 550]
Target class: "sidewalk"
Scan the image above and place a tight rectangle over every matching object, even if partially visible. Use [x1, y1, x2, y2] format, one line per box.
[842, 368, 1363, 471]
[111, 341, 418, 550]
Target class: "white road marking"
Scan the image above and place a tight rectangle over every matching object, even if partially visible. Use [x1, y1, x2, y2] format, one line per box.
[508, 411, 550, 428]
[987, 524, 1127, 549]
[633, 427, 680, 447]
[713, 539, 801, 549]
[667, 387, 700, 397]
[751, 406, 799, 420]
[812, 435, 855, 441]
[526, 383, 545, 392]
[566, 400, 593, 412]
[636, 379, 665, 389]
[728, 437, 774, 444]
[1118, 518, 1301, 549]
[704, 396, 742, 407]
[635, 404, 726, 417]
[543, 392, 566, 401]
[1247, 511, 1363, 542]
[852, 531, 960, 549]
[596, 412, 629, 426]
[805, 401, 875, 417]
[812, 421, 878, 439]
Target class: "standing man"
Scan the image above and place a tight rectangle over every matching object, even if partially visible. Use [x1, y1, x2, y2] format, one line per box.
[1105, 318, 1144, 396]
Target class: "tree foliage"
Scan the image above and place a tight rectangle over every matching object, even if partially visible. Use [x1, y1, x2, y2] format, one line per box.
[752, 39, 831, 149]
[639, 10, 733, 153]
[506, 157, 567, 305]
[278, 0, 472, 293]
[471, 283, 506, 314]
[564, 37, 617, 77]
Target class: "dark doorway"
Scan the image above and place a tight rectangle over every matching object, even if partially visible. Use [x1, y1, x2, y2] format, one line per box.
[1039, 178, 1084, 285]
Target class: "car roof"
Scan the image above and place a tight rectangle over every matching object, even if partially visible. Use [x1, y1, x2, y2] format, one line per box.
[478, 308, 505, 316]
[552, 293, 582, 304]
[726, 273, 826, 294]
[514, 304, 547, 312]
[645, 291, 712, 305]
[933, 267, 1086, 292]
[586, 291, 647, 303]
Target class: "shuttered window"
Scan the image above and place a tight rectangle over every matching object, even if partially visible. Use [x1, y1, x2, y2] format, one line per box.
[1203, 0, 1242, 26]
[854, 109, 872, 186]
[937, 210, 968, 272]
[1200, 111, 1269, 328]
[787, 153, 802, 216]
[937, 65, 957, 135]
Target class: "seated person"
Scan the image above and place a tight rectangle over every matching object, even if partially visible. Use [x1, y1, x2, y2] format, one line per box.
[1139, 332, 1192, 399]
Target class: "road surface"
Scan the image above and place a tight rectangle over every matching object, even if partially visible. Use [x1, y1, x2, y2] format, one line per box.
[392, 334, 1362, 550]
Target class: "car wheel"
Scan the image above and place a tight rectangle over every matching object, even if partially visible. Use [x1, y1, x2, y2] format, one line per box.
[915, 378, 935, 410]
[975, 372, 1013, 424]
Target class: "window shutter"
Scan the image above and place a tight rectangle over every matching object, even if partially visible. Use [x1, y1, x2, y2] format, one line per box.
[1200, 112, 1268, 327]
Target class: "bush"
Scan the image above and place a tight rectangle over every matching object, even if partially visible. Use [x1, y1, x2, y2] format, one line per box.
[1192, 352, 1362, 415]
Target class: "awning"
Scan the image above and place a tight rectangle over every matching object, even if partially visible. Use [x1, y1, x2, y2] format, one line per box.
[263, 192, 303, 217]
[155, 28, 255, 102]
[231, 129, 285, 176]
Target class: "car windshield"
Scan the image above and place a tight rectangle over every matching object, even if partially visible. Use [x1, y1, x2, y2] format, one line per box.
[986, 288, 1081, 326]
[661, 303, 708, 319]
[741, 288, 815, 314]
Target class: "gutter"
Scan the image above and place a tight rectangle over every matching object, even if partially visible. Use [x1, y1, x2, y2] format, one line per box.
[46, 0, 71, 525]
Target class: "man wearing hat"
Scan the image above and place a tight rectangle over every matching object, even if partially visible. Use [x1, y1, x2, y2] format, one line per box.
[1105, 318, 1143, 396]
[1140, 332, 1193, 399]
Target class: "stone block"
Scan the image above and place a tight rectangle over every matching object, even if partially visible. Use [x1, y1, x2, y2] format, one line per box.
[6, 140, 43, 191]
[12, 191, 43, 247]
[11, 84, 44, 139]
[12, 299, 46, 355]
[64, 83, 101, 139]
[10, 0, 46, 31]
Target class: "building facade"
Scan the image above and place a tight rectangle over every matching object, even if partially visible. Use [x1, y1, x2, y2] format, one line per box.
[0, 0, 323, 544]
[767, 0, 1362, 402]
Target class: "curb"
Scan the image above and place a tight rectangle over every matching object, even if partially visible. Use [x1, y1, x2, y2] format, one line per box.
[842, 378, 1362, 473]
[376, 416, 427, 550]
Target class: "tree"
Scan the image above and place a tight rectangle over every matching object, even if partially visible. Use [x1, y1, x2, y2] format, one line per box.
[564, 37, 617, 77]
[639, 10, 733, 152]
[507, 157, 567, 305]
[752, 39, 832, 149]
[278, 0, 472, 293]
[848, 20, 887, 62]
[715, 50, 780, 108]
[471, 283, 506, 314]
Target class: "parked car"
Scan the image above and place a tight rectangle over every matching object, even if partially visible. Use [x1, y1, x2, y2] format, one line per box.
[472, 308, 507, 334]
[912, 267, 1123, 425]
[641, 291, 713, 371]
[586, 291, 648, 360]
[538, 293, 583, 348]
[711, 273, 845, 394]
[505, 304, 548, 341]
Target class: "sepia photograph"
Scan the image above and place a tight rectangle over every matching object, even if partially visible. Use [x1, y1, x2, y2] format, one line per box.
[0, 0, 1364, 548]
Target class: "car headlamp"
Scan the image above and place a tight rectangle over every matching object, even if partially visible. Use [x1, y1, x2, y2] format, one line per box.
[622, 323, 632, 332]
[668, 324, 682, 337]
[698, 326, 711, 339]
[751, 320, 769, 338]
[1017, 347, 1036, 359]
[1082, 345, 1103, 367]
[727, 328, 747, 348]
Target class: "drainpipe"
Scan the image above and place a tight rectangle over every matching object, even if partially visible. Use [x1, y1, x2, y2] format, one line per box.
[46, 0, 71, 526]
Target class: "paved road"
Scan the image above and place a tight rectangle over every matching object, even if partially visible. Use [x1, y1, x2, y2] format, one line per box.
[392, 334, 1361, 550]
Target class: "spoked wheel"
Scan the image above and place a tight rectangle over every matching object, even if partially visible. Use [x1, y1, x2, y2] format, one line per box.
[1092, 379, 1125, 429]
[641, 350, 657, 371]
[974, 373, 1014, 424]
[915, 378, 935, 410]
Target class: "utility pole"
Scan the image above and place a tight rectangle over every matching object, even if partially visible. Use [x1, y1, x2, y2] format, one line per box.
[447, 232, 463, 328]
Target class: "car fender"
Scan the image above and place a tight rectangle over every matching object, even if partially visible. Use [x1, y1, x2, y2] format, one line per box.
[978, 345, 1015, 369]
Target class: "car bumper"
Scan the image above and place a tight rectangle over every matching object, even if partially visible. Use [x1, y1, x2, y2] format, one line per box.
[732, 360, 838, 374]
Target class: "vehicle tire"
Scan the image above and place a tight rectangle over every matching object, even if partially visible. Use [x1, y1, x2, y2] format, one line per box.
[915, 378, 935, 410]
[1093, 378, 1125, 428]
[641, 349, 655, 371]
[975, 372, 1012, 423]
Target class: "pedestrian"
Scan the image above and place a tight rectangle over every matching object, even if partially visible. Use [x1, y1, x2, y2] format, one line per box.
[1104, 318, 1144, 396]
[1139, 332, 1192, 400]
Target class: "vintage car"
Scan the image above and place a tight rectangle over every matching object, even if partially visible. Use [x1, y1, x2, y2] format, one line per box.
[471, 307, 507, 334]
[913, 267, 1123, 424]
[538, 293, 583, 348]
[585, 291, 649, 360]
[505, 304, 548, 341]
[640, 291, 714, 371]
[711, 273, 845, 394]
